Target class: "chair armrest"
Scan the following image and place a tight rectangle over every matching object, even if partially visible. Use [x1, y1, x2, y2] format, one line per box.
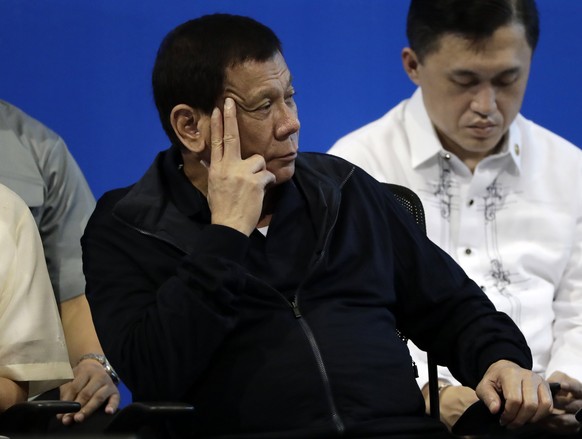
[105, 402, 195, 434]
[0, 400, 80, 434]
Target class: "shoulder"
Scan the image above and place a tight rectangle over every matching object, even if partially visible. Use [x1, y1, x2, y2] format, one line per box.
[330, 103, 406, 153]
[91, 187, 133, 221]
[0, 184, 30, 216]
[516, 115, 582, 160]
[296, 152, 390, 203]
[327, 100, 414, 179]
[0, 100, 62, 149]
[0, 184, 38, 237]
[297, 151, 355, 174]
[296, 151, 379, 187]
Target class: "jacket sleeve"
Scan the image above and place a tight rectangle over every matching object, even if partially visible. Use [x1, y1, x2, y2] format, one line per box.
[82, 191, 251, 400]
[380, 185, 533, 388]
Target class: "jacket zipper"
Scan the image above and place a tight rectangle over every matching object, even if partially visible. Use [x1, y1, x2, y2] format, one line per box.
[291, 298, 345, 435]
[286, 188, 346, 435]
[116, 168, 354, 435]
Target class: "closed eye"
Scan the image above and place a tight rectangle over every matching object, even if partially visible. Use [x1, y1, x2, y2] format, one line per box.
[450, 75, 479, 88]
[493, 72, 520, 87]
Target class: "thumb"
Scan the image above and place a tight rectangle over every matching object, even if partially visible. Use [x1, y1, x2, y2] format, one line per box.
[477, 383, 503, 414]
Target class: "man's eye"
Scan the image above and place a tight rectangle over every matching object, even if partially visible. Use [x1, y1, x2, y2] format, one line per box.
[495, 75, 519, 87]
[452, 78, 478, 87]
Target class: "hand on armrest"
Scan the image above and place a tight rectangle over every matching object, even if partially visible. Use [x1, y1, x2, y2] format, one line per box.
[475, 360, 552, 429]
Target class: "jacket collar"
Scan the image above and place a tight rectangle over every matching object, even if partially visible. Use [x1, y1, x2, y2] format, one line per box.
[112, 148, 355, 255]
[294, 153, 355, 257]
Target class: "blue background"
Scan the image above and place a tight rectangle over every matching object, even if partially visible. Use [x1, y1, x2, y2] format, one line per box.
[1, 0, 580, 404]
[2, 0, 581, 200]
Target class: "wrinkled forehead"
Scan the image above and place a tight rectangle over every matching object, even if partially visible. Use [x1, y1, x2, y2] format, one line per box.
[225, 51, 289, 77]
[223, 52, 292, 94]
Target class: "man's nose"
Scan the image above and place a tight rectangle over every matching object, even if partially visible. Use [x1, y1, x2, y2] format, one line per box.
[470, 85, 497, 117]
[275, 104, 300, 139]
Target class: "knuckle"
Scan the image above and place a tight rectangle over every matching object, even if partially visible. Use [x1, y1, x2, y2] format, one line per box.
[222, 133, 236, 144]
[78, 387, 96, 402]
[522, 400, 538, 413]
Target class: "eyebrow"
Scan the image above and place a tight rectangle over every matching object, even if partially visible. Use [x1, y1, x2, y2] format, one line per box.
[233, 74, 295, 112]
[449, 66, 521, 78]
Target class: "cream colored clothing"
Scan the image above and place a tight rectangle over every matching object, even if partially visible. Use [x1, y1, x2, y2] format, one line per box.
[329, 88, 582, 386]
[0, 184, 72, 396]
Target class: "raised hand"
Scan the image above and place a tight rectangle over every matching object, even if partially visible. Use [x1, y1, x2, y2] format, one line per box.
[206, 98, 276, 236]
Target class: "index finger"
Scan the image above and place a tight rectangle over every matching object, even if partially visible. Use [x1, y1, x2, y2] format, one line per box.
[210, 106, 224, 163]
[222, 97, 241, 161]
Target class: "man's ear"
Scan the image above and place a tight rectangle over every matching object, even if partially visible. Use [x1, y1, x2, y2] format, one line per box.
[170, 104, 206, 153]
[402, 47, 421, 86]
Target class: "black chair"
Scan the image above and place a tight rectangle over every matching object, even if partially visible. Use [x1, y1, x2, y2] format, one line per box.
[386, 183, 565, 437]
[0, 398, 194, 438]
[384, 183, 441, 422]
[0, 400, 81, 436]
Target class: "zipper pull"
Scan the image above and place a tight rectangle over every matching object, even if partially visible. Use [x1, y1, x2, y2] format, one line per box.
[290, 300, 302, 318]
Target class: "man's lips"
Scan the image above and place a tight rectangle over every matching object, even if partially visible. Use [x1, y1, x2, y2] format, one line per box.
[274, 151, 297, 161]
[467, 123, 498, 137]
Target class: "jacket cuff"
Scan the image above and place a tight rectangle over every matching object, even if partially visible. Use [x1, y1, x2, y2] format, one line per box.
[476, 343, 533, 384]
[193, 224, 250, 264]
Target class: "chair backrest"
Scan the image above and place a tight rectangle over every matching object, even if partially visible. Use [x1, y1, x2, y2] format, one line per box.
[384, 183, 426, 234]
[383, 183, 440, 421]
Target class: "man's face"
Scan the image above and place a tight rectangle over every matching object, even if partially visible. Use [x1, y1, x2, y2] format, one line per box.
[222, 51, 300, 186]
[404, 23, 532, 162]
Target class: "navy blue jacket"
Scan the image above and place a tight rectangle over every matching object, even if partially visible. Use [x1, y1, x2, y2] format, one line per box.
[83, 147, 531, 438]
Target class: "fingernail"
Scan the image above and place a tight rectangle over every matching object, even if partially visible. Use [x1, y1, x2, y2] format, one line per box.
[211, 107, 220, 118]
[224, 98, 234, 109]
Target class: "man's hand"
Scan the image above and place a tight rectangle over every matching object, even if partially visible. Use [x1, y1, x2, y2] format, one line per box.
[535, 371, 582, 434]
[475, 360, 553, 429]
[207, 97, 276, 236]
[434, 385, 480, 430]
[57, 359, 120, 425]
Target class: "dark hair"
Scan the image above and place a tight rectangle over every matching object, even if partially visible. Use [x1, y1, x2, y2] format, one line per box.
[152, 14, 283, 145]
[406, 0, 539, 61]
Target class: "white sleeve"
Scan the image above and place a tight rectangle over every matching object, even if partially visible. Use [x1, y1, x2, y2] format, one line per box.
[0, 185, 73, 396]
[546, 166, 582, 382]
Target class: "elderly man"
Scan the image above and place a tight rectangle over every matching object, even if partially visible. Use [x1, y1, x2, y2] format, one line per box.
[83, 13, 553, 438]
